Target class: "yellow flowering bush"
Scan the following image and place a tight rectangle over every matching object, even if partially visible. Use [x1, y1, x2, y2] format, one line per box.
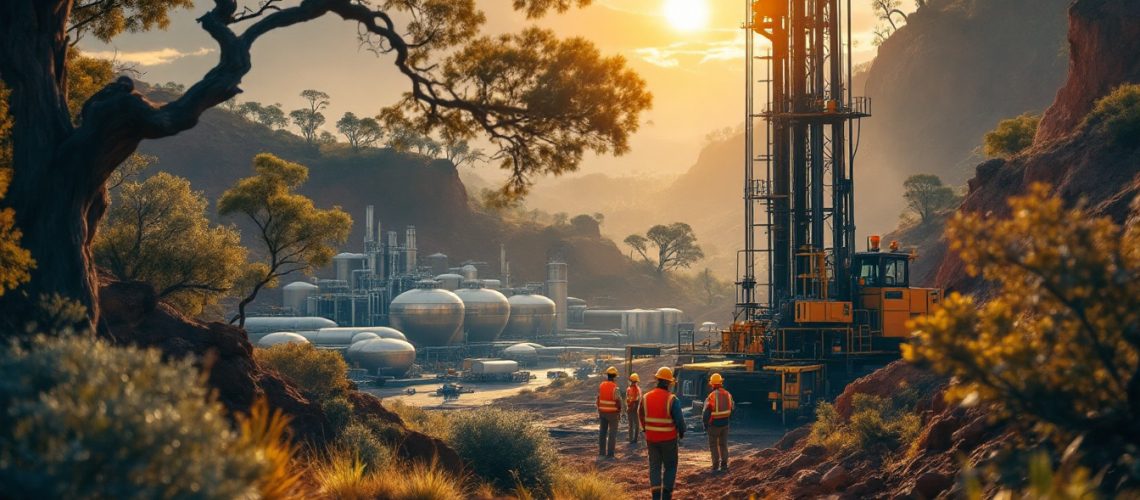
[904, 183, 1140, 485]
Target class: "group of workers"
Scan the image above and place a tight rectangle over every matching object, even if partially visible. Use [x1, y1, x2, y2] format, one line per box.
[596, 366, 735, 500]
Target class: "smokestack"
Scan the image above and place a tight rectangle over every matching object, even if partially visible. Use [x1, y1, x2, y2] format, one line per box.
[405, 226, 417, 273]
[365, 205, 374, 243]
[388, 230, 399, 275]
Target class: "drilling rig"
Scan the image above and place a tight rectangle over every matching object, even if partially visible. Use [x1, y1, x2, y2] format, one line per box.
[674, 0, 942, 422]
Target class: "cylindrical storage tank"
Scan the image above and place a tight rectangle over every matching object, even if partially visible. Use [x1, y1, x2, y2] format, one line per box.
[658, 308, 683, 342]
[428, 253, 449, 276]
[502, 343, 539, 364]
[645, 309, 665, 342]
[622, 309, 652, 341]
[468, 359, 519, 375]
[349, 326, 408, 341]
[282, 281, 318, 315]
[459, 264, 478, 281]
[567, 297, 588, 308]
[503, 293, 556, 339]
[545, 262, 568, 333]
[244, 317, 338, 342]
[433, 274, 464, 291]
[257, 332, 311, 348]
[313, 327, 363, 346]
[333, 253, 367, 283]
[583, 309, 624, 330]
[481, 279, 502, 290]
[351, 331, 381, 343]
[454, 282, 511, 343]
[345, 338, 416, 377]
[389, 281, 465, 346]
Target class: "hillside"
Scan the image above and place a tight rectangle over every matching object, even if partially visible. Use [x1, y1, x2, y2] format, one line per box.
[133, 95, 722, 320]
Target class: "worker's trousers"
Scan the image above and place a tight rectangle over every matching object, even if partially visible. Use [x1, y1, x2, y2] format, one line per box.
[627, 406, 640, 443]
[647, 439, 678, 500]
[707, 425, 729, 468]
[598, 412, 620, 456]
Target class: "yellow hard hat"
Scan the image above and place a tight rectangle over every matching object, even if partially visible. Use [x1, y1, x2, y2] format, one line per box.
[629, 373, 640, 383]
[709, 373, 724, 386]
[654, 366, 674, 382]
[605, 366, 618, 376]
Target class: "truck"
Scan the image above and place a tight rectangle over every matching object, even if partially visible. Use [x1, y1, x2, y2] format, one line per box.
[461, 358, 532, 383]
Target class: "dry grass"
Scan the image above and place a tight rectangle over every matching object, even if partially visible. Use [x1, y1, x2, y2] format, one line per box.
[312, 448, 465, 500]
[312, 452, 384, 500]
[237, 398, 307, 499]
[385, 461, 467, 500]
[383, 399, 452, 440]
[552, 470, 629, 500]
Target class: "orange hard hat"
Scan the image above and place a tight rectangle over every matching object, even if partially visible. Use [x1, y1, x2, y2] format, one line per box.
[654, 366, 675, 382]
[709, 373, 724, 386]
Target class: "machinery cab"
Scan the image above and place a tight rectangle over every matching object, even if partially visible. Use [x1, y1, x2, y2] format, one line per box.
[853, 237, 941, 338]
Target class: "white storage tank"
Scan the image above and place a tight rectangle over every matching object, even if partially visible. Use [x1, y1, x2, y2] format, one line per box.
[503, 293, 556, 339]
[389, 280, 465, 346]
[282, 281, 318, 315]
[455, 282, 511, 343]
[257, 332, 311, 348]
[333, 253, 367, 283]
[345, 338, 416, 377]
[350, 332, 381, 343]
[468, 359, 519, 375]
[244, 317, 337, 342]
[433, 274, 464, 291]
[658, 308, 684, 342]
[502, 343, 539, 364]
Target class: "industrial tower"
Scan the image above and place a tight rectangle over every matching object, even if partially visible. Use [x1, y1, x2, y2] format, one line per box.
[738, 0, 869, 323]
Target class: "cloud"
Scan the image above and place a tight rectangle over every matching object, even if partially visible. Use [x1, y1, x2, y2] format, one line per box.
[85, 47, 215, 66]
[633, 34, 746, 68]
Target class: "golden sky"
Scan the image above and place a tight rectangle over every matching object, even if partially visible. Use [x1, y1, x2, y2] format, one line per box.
[82, 1, 897, 182]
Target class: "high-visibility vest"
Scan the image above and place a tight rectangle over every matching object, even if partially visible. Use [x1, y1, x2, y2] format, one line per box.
[641, 388, 678, 442]
[626, 385, 642, 408]
[706, 387, 734, 421]
[597, 380, 620, 413]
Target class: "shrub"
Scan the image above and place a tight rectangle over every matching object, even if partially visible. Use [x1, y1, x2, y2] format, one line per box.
[807, 402, 855, 453]
[552, 470, 629, 500]
[322, 395, 355, 436]
[1086, 83, 1140, 146]
[387, 461, 467, 500]
[255, 342, 349, 402]
[447, 408, 558, 494]
[807, 396, 922, 456]
[983, 113, 1039, 158]
[336, 422, 394, 470]
[0, 334, 266, 498]
[313, 452, 384, 500]
[384, 399, 452, 440]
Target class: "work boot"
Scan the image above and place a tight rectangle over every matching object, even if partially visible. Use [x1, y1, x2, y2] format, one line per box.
[662, 488, 674, 500]
[651, 489, 662, 500]
[721, 462, 728, 472]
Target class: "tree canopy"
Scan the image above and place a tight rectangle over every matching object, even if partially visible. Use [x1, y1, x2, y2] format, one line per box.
[0, 0, 649, 329]
[905, 184, 1140, 488]
[94, 172, 247, 317]
[218, 153, 351, 326]
[335, 112, 383, 149]
[625, 222, 704, 275]
[902, 174, 958, 224]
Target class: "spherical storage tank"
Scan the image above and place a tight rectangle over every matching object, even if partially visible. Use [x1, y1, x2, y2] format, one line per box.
[502, 343, 539, 364]
[389, 280, 465, 346]
[282, 281, 318, 315]
[345, 338, 416, 376]
[454, 282, 511, 343]
[503, 293, 556, 339]
[257, 332, 311, 348]
[351, 332, 380, 344]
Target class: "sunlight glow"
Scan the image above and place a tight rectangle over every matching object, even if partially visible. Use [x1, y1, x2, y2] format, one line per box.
[663, 0, 710, 32]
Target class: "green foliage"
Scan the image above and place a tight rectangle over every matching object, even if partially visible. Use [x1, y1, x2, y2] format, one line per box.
[808, 394, 923, 456]
[66, 50, 115, 119]
[0, 170, 34, 296]
[219, 153, 351, 325]
[69, 0, 194, 43]
[447, 408, 558, 493]
[290, 89, 330, 144]
[962, 443, 1101, 500]
[625, 222, 704, 275]
[336, 422, 394, 470]
[0, 334, 266, 498]
[322, 395, 355, 436]
[384, 399, 452, 441]
[336, 112, 384, 149]
[902, 174, 959, 224]
[905, 184, 1140, 488]
[94, 172, 248, 317]
[237, 101, 289, 130]
[984, 114, 1040, 158]
[1085, 83, 1140, 147]
[254, 342, 350, 403]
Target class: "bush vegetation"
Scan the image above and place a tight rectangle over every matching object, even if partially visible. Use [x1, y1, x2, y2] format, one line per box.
[1085, 83, 1140, 147]
[255, 342, 350, 403]
[384, 399, 452, 441]
[808, 394, 923, 456]
[906, 184, 1140, 491]
[983, 113, 1039, 158]
[335, 422, 394, 470]
[447, 407, 558, 494]
[0, 334, 271, 498]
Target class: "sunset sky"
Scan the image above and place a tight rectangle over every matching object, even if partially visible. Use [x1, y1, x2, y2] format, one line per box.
[81, 1, 904, 184]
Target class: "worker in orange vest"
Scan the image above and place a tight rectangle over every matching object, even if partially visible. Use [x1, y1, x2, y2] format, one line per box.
[596, 365, 622, 458]
[702, 372, 735, 473]
[626, 372, 642, 443]
[638, 367, 685, 500]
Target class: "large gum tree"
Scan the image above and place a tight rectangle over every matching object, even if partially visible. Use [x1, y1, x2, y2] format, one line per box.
[0, 0, 652, 333]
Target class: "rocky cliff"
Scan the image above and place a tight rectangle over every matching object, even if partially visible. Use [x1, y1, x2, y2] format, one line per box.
[936, 0, 1140, 293]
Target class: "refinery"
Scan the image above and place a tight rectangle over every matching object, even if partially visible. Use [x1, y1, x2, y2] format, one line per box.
[245, 205, 687, 378]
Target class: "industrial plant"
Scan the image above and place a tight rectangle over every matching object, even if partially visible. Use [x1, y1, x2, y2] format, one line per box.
[245, 205, 686, 378]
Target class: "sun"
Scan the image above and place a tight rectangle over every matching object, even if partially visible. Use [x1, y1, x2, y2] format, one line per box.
[663, 0, 710, 32]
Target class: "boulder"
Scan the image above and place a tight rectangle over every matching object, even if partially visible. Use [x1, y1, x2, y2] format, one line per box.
[820, 464, 852, 491]
[912, 470, 955, 499]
